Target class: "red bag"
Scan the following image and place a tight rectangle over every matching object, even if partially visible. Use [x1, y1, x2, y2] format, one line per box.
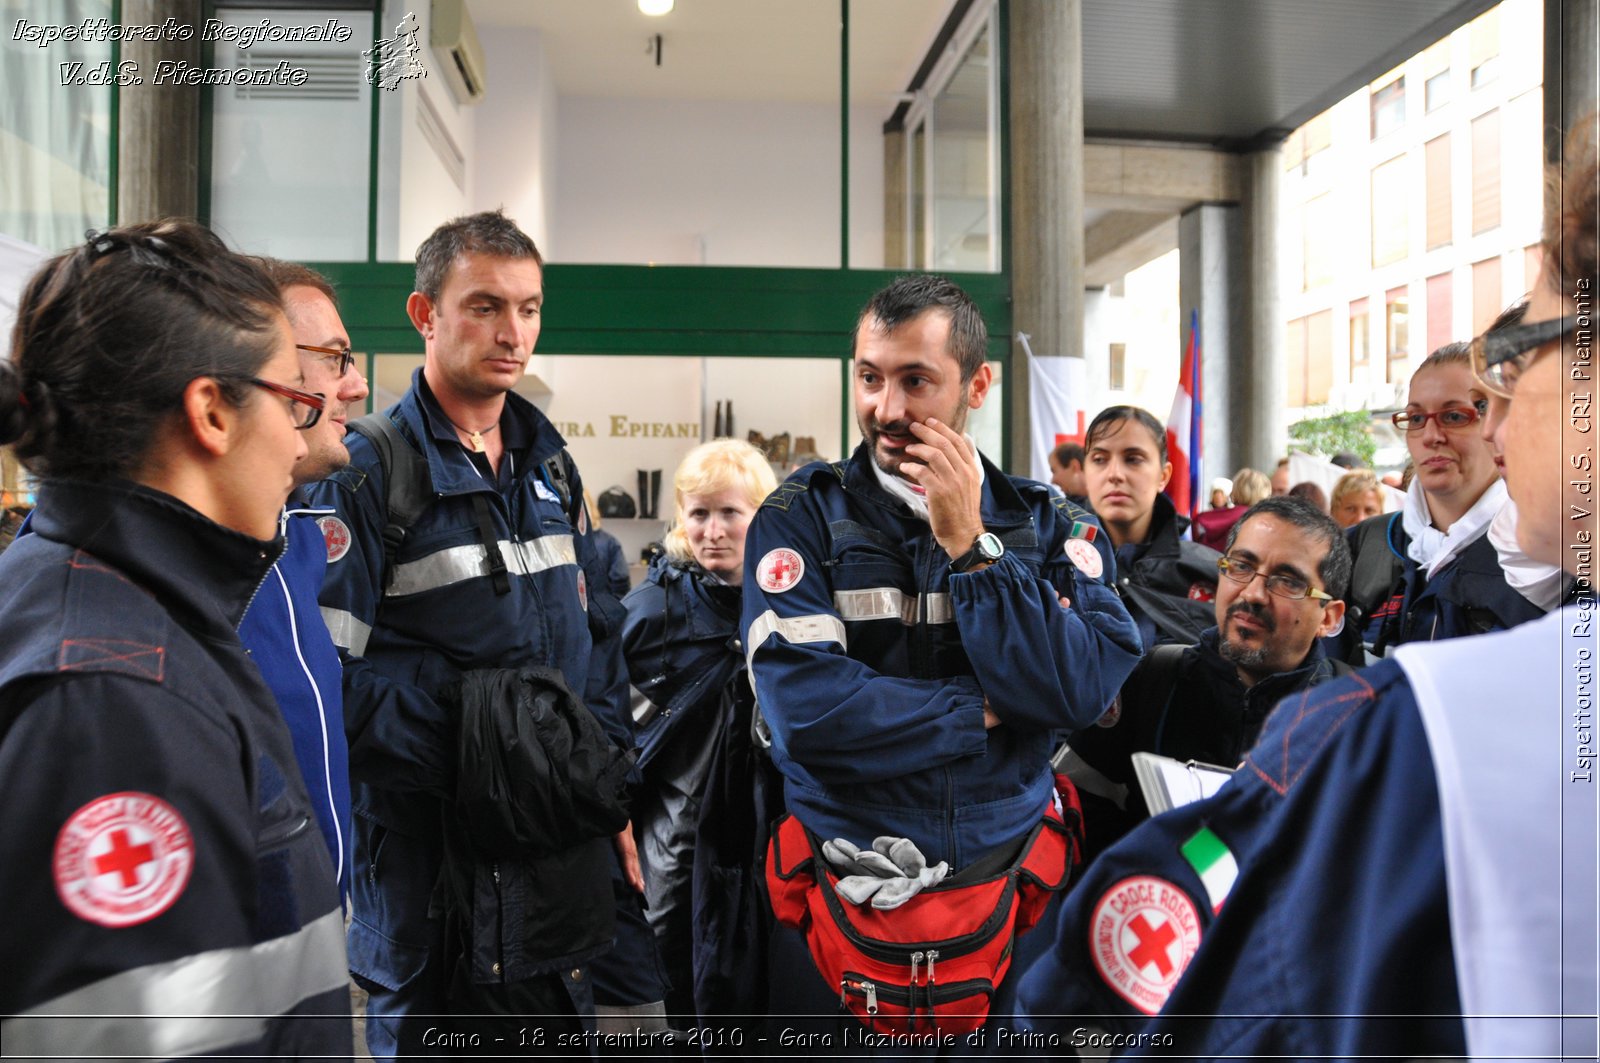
[766, 795, 1081, 1035]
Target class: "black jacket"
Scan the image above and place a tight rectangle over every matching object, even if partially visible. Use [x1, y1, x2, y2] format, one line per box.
[621, 554, 745, 774]
[441, 667, 633, 984]
[1343, 512, 1545, 661]
[1069, 627, 1348, 859]
[1112, 493, 1222, 647]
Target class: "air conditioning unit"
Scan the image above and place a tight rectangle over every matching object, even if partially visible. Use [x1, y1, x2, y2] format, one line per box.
[430, 0, 487, 105]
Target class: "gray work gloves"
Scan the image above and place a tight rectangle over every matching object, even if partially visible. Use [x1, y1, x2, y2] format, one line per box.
[823, 836, 950, 910]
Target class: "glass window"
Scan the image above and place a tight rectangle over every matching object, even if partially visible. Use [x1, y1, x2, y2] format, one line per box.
[1425, 134, 1452, 249]
[0, 0, 114, 250]
[1472, 256, 1503, 334]
[1471, 56, 1499, 89]
[1349, 299, 1370, 371]
[208, 6, 375, 259]
[1425, 70, 1451, 112]
[1370, 77, 1405, 139]
[1426, 272, 1453, 354]
[1302, 193, 1333, 290]
[898, 3, 1001, 273]
[1371, 156, 1409, 267]
[1472, 109, 1502, 234]
[928, 15, 998, 272]
[1385, 286, 1410, 383]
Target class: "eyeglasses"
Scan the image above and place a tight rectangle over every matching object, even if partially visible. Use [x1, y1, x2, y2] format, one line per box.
[1390, 401, 1488, 432]
[1470, 316, 1575, 397]
[296, 343, 357, 378]
[252, 378, 325, 430]
[1217, 555, 1333, 602]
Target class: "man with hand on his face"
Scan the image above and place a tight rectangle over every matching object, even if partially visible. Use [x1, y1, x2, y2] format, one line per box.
[239, 259, 370, 900]
[1064, 495, 1351, 858]
[741, 274, 1140, 1022]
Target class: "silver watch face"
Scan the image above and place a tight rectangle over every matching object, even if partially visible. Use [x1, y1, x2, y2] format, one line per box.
[976, 532, 1004, 560]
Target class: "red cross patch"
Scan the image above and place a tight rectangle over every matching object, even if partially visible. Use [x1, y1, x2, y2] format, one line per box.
[1089, 874, 1202, 1014]
[317, 516, 352, 564]
[1065, 539, 1103, 579]
[53, 792, 195, 928]
[756, 548, 805, 594]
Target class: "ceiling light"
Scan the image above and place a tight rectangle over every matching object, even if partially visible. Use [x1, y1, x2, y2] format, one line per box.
[639, 0, 674, 15]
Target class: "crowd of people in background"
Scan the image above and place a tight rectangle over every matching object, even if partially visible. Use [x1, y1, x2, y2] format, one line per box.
[0, 114, 1593, 1062]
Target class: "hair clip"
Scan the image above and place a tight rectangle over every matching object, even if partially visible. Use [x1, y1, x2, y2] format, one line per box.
[84, 228, 119, 256]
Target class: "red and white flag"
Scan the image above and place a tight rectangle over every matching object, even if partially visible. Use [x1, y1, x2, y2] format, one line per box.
[1164, 310, 1202, 521]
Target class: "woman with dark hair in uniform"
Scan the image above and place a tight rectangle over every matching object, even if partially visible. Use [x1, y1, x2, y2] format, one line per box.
[0, 221, 351, 1059]
[1083, 405, 1220, 646]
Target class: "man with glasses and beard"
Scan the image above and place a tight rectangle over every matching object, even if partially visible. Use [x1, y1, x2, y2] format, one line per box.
[1065, 495, 1352, 857]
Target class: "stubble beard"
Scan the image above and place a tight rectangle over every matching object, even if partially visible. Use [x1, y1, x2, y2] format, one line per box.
[862, 390, 970, 479]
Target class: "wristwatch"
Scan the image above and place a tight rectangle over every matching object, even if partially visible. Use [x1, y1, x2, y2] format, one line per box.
[950, 531, 1004, 573]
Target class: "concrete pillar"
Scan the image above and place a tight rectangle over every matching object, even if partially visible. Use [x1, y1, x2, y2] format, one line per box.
[1007, 0, 1084, 473]
[1240, 147, 1284, 470]
[117, 0, 202, 223]
[1177, 203, 1245, 481]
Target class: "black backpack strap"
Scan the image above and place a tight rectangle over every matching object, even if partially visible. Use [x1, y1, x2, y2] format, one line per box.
[1143, 643, 1191, 755]
[541, 449, 580, 527]
[348, 411, 434, 591]
[471, 494, 512, 596]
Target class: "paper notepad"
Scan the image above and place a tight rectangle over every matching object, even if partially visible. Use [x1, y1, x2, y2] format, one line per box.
[1131, 753, 1235, 815]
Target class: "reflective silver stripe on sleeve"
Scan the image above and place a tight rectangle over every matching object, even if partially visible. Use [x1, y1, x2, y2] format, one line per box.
[832, 588, 954, 625]
[744, 609, 849, 673]
[1, 907, 347, 1060]
[385, 535, 576, 597]
[319, 606, 371, 657]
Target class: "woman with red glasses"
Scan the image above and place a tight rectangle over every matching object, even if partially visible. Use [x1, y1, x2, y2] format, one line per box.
[0, 221, 349, 1058]
[1340, 342, 1541, 661]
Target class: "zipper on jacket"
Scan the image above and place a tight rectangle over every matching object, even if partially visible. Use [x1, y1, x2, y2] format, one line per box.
[238, 534, 291, 623]
[257, 813, 310, 853]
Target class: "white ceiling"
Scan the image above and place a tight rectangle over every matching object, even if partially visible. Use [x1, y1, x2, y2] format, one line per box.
[468, 0, 958, 109]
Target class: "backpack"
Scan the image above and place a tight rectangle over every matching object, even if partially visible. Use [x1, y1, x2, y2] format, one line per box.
[348, 410, 578, 597]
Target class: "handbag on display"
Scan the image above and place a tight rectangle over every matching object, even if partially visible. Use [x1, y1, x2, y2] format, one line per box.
[596, 486, 637, 520]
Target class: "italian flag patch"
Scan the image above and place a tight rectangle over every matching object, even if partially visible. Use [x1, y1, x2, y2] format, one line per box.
[1180, 826, 1237, 914]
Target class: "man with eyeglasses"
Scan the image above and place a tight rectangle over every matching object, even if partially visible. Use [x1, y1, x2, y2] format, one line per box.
[238, 259, 370, 903]
[1063, 496, 1351, 861]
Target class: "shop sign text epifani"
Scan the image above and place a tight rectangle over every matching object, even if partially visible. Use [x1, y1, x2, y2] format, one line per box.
[552, 416, 700, 439]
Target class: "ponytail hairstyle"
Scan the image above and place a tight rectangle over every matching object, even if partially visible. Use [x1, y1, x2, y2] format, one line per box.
[1, 219, 283, 482]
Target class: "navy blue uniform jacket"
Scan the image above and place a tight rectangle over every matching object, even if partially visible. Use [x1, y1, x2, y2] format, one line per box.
[740, 446, 1141, 869]
[0, 481, 350, 1058]
[239, 500, 353, 899]
[1018, 660, 1466, 1057]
